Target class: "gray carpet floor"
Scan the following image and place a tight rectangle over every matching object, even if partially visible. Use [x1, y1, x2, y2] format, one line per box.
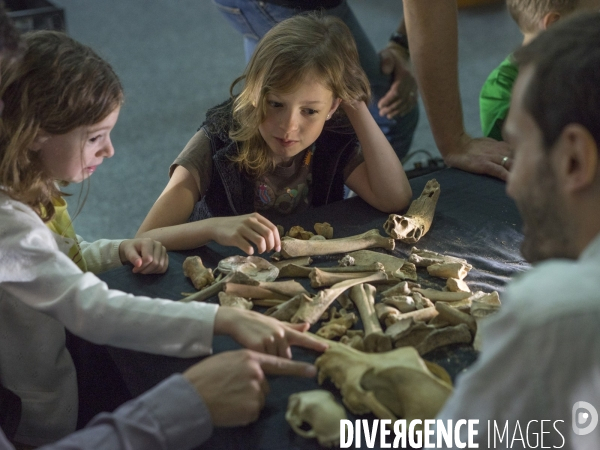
[50, 0, 521, 241]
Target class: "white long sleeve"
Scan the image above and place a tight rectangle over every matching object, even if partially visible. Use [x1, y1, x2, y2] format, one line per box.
[0, 193, 218, 445]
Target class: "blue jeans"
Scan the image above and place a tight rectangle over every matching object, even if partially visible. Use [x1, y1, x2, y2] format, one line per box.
[212, 0, 419, 160]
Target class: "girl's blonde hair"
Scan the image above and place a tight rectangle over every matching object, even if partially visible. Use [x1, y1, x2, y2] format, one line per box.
[229, 13, 370, 177]
[0, 31, 123, 221]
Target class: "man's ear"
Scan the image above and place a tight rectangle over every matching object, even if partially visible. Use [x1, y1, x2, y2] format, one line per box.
[542, 11, 561, 30]
[327, 98, 342, 119]
[30, 131, 50, 152]
[555, 124, 599, 194]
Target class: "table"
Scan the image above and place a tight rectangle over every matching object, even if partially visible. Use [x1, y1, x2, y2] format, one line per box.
[99, 168, 528, 449]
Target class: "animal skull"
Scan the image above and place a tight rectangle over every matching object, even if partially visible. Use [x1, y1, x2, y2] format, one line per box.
[286, 390, 347, 447]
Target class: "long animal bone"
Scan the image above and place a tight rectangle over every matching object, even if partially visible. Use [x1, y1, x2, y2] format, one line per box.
[291, 272, 387, 324]
[383, 179, 441, 243]
[315, 343, 452, 423]
[181, 271, 256, 303]
[264, 294, 305, 321]
[272, 256, 313, 270]
[309, 268, 385, 288]
[435, 301, 477, 334]
[393, 323, 473, 355]
[412, 288, 472, 302]
[279, 263, 385, 279]
[224, 278, 309, 300]
[349, 284, 392, 353]
[183, 256, 215, 289]
[286, 390, 346, 447]
[427, 262, 472, 280]
[280, 229, 395, 259]
[408, 247, 468, 267]
[347, 250, 405, 273]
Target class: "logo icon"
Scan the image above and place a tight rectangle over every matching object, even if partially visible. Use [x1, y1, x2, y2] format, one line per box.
[572, 401, 599, 435]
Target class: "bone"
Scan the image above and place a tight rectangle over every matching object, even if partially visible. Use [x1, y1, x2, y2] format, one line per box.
[218, 292, 253, 310]
[411, 324, 473, 355]
[286, 390, 347, 447]
[413, 288, 472, 302]
[383, 296, 416, 313]
[316, 310, 358, 340]
[338, 255, 355, 267]
[385, 306, 439, 325]
[288, 225, 314, 240]
[272, 256, 313, 270]
[276, 225, 285, 239]
[412, 292, 435, 309]
[347, 250, 405, 274]
[434, 301, 477, 334]
[181, 271, 256, 303]
[375, 303, 403, 328]
[336, 292, 353, 311]
[383, 179, 441, 243]
[309, 268, 385, 288]
[183, 256, 215, 290]
[223, 283, 288, 300]
[381, 281, 412, 297]
[314, 222, 334, 239]
[392, 322, 472, 355]
[280, 263, 385, 280]
[408, 247, 467, 267]
[281, 229, 395, 259]
[252, 299, 286, 308]
[340, 334, 365, 351]
[315, 343, 453, 423]
[349, 284, 392, 353]
[291, 272, 388, 324]
[391, 262, 418, 282]
[470, 291, 501, 307]
[427, 262, 472, 280]
[446, 277, 471, 293]
[264, 294, 305, 321]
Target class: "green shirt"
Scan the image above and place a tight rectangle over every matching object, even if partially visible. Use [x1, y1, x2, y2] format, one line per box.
[480, 55, 519, 141]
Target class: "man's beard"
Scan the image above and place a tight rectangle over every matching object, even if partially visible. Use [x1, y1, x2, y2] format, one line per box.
[518, 164, 576, 264]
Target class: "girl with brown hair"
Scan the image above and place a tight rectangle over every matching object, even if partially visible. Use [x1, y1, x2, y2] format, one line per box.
[137, 13, 412, 254]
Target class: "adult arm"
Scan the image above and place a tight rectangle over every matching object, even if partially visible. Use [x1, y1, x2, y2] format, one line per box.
[344, 101, 412, 212]
[136, 131, 280, 254]
[33, 375, 212, 450]
[377, 17, 419, 119]
[402, 0, 511, 180]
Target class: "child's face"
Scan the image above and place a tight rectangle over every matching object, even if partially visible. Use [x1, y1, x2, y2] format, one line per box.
[35, 107, 120, 183]
[259, 75, 341, 164]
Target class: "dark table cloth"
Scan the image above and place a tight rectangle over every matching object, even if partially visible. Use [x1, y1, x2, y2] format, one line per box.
[98, 168, 528, 449]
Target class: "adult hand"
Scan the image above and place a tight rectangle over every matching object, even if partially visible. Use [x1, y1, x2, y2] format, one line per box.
[184, 349, 317, 427]
[377, 45, 418, 119]
[210, 213, 281, 255]
[444, 133, 512, 181]
[118, 238, 169, 274]
[214, 307, 328, 358]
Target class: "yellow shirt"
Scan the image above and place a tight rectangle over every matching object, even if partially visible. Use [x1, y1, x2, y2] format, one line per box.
[45, 197, 87, 272]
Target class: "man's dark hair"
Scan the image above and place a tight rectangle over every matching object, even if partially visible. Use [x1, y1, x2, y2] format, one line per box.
[513, 12, 600, 151]
[0, 1, 20, 54]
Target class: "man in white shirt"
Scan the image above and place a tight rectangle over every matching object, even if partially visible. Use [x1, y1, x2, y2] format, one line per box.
[435, 12, 600, 449]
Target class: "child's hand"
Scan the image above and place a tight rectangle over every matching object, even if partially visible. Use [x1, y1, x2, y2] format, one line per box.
[118, 238, 169, 274]
[214, 307, 328, 358]
[209, 213, 281, 255]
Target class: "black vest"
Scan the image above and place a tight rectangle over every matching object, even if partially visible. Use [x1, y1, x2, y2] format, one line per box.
[189, 100, 358, 222]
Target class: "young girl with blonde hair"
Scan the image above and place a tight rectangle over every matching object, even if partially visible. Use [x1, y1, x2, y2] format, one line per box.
[137, 14, 412, 254]
[0, 30, 324, 447]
